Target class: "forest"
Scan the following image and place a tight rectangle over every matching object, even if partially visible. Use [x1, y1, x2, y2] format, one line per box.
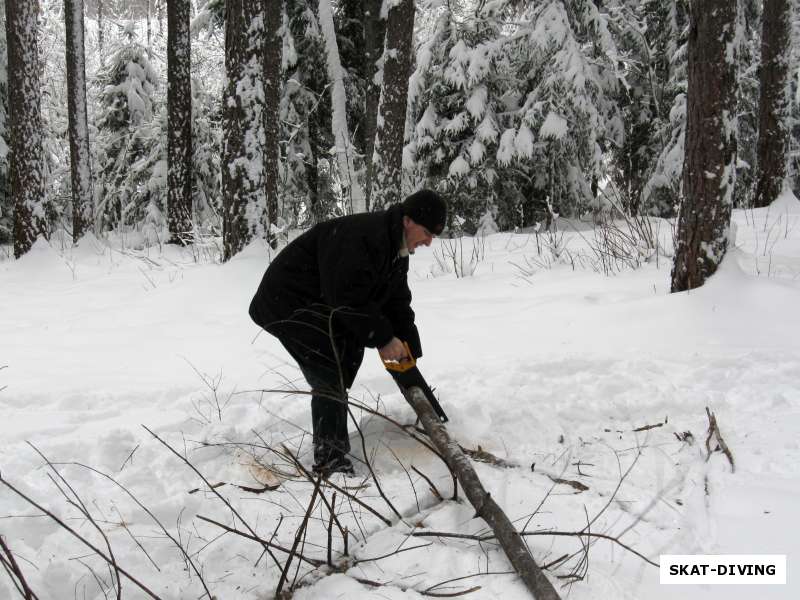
[1, 0, 795, 277]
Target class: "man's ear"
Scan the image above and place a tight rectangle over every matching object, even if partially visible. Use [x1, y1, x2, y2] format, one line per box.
[402, 215, 412, 228]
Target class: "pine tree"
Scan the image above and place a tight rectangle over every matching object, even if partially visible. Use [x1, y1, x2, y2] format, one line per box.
[191, 78, 222, 230]
[64, 0, 94, 242]
[606, 0, 683, 216]
[334, 0, 383, 211]
[6, 0, 46, 258]
[319, 0, 364, 213]
[167, 0, 193, 243]
[94, 25, 163, 233]
[671, 0, 737, 292]
[407, 5, 509, 229]
[752, 0, 791, 208]
[373, 0, 415, 208]
[222, 0, 267, 260]
[408, 0, 622, 229]
[733, 0, 762, 208]
[284, 0, 334, 224]
[640, 0, 689, 217]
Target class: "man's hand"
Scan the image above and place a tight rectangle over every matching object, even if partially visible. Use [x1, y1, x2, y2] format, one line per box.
[378, 337, 411, 363]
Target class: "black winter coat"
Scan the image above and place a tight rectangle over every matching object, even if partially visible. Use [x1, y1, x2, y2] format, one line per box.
[249, 204, 422, 357]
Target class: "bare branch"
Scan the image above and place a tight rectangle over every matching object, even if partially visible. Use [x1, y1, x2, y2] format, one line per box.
[143, 425, 283, 572]
[0, 534, 40, 600]
[50, 459, 211, 599]
[0, 475, 162, 599]
[410, 530, 659, 568]
[705, 407, 735, 472]
[275, 473, 323, 596]
[195, 515, 323, 568]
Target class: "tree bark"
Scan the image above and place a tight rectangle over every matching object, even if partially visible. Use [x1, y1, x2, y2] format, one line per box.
[264, 0, 281, 247]
[64, 0, 94, 242]
[373, 0, 414, 208]
[752, 0, 791, 208]
[97, 0, 104, 64]
[362, 0, 383, 211]
[6, 0, 45, 258]
[405, 387, 562, 600]
[167, 0, 193, 244]
[671, 0, 737, 292]
[222, 0, 266, 261]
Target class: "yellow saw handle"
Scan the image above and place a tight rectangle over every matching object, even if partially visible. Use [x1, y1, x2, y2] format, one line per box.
[381, 341, 416, 372]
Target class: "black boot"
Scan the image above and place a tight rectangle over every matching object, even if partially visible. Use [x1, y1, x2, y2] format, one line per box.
[313, 443, 355, 476]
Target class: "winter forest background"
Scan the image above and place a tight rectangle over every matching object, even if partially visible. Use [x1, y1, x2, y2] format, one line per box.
[4, 2, 800, 599]
[2, 0, 798, 274]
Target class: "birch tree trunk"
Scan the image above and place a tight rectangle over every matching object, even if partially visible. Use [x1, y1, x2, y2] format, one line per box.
[318, 0, 365, 214]
[671, 0, 737, 292]
[405, 388, 562, 600]
[264, 0, 281, 247]
[373, 0, 414, 207]
[222, 0, 266, 260]
[167, 0, 193, 244]
[64, 0, 94, 242]
[752, 0, 791, 208]
[6, 0, 45, 258]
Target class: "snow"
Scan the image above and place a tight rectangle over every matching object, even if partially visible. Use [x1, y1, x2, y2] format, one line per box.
[2, 192, 800, 599]
[539, 111, 568, 140]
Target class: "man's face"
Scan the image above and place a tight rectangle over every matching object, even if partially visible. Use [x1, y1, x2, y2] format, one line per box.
[403, 216, 435, 253]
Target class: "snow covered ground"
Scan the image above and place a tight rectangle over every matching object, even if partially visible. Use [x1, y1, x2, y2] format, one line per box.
[2, 194, 800, 600]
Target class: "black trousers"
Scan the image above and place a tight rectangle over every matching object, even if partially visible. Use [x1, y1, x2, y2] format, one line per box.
[266, 308, 364, 460]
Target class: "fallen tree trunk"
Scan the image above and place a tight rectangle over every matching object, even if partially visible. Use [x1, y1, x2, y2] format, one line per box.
[405, 387, 562, 600]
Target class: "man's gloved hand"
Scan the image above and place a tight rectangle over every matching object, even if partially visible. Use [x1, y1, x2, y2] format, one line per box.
[378, 337, 411, 363]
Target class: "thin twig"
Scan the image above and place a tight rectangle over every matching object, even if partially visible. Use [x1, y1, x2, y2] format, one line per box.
[27, 443, 123, 600]
[143, 425, 283, 572]
[195, 515, 323, 568]
[53, 459, 211, 598]
[348, 407, 403, 521]
[275, 473, 323, 596]
[0, 534, 40, 600]
[410, 529, 658, 568]
[281, 444, 392, 526]
[0, 475, 162, 599]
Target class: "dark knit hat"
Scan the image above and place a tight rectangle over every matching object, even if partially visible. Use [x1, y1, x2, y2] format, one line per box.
[402, 189, 447, 235]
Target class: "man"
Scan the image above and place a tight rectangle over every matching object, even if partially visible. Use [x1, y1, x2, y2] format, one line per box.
[249, 190, 447, 475]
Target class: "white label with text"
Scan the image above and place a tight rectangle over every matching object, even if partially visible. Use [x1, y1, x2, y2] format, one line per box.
[660, 555, 786, 585]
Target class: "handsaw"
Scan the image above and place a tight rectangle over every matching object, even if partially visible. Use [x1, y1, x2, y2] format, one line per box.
[382, 341, 449, 423]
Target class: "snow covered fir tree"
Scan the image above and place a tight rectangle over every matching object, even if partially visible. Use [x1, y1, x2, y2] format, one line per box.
[2, 1, 800, 599]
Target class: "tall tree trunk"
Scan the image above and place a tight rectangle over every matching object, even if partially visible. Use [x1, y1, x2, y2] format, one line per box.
[64, 0, 94, 242]
[318, 0, 365, 213]
[362, 0, 384, 211]
[264, 0, 281, 247]
[6, 0, 45, 258]
[167, 0, 193, 244]
[222, 0, 266, 261]
[97, 0, 104, 65]
[373, 0, 414, 207]
[146, 0, 152, 56]
[752, 0, 791, 208]
[671, 0, 737, 292]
